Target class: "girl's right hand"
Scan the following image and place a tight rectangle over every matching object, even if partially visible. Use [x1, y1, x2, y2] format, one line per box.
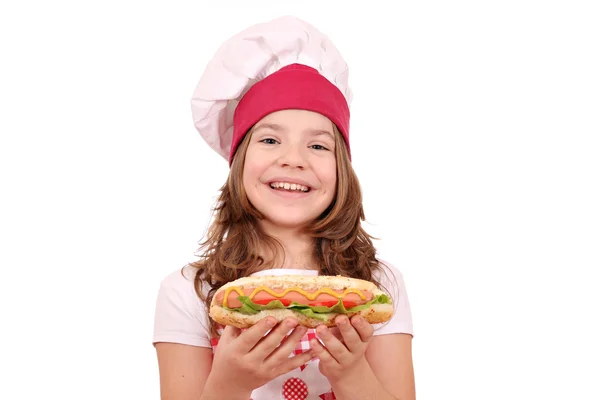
[204, 316, 312, 397]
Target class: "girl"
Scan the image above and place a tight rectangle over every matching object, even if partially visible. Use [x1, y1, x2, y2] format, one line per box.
[153, 16, 415, 400]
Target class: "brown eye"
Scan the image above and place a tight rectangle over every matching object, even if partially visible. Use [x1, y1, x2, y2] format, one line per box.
[260, 138, 278, 145]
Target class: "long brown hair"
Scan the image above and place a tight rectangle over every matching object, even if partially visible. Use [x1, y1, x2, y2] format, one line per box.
[188, 122, 385, 334]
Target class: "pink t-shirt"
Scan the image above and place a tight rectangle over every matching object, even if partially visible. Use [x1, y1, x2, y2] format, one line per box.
[153, 262, 413, 400]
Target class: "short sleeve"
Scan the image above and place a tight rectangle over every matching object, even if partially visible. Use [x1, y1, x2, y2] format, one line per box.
[152, 266, 212, 348]
[371, 260, 414, 337]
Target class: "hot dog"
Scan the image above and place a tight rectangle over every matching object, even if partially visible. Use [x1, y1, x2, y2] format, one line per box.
[209, 274, 393, 328]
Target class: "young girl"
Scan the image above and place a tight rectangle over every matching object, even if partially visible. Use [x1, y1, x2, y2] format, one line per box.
[153, 16, 415, 400]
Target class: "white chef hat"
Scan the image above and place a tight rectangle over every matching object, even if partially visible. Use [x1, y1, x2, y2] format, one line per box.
[190, 15, 353, 164]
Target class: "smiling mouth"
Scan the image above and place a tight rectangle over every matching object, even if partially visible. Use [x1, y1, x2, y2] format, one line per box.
[268, 181, 311, 193]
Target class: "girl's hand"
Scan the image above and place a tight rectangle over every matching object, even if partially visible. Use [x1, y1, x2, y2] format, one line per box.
[206, 316, 313, 396]
[310, 315, 374, 384]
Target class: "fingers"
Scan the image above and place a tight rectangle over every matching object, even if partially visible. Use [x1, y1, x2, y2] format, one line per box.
[281, 349, 314, 374]
[219, 324, 242, 346]
[311, 315, 373, 365]
[315, 324, 350, 364]
[310, 336, 337, 366]
[276, 323, 308, 351]
[265, 323, 308, 362]
[234, 316, 278, 353]
[336, 315, 364, 352]
[328, 327, 344, 343]
[252, 317, 301, 360]
[350, 315, 374, 342]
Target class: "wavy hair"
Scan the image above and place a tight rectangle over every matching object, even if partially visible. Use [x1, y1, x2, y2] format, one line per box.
[187, 123, 385, 335]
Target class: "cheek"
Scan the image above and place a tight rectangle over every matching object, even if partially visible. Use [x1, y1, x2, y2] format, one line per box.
[320, 160, 338, 192]
[243, 158, 267, 189]
[242, 167, 258, 193]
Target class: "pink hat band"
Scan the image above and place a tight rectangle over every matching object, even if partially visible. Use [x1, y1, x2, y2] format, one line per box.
[230, 63, 351, 163]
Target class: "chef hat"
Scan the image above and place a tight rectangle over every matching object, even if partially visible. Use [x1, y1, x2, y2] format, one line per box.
[190, 16, 353, 164]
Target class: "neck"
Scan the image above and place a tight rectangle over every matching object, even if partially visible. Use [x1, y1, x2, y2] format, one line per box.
[259, 222, 317, 270]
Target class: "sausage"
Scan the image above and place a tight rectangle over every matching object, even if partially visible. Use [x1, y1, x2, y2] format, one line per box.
[214, 288, 374, 308]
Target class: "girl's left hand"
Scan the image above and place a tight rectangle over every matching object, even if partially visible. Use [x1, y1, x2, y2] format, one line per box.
[309, 314, 374, 384]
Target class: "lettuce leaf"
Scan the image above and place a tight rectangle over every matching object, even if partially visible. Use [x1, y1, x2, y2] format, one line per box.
[224, 294, 392, 322]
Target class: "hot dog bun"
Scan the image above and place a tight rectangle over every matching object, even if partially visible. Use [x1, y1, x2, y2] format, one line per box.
[209, 274, 393, 328]
[210, 302, 393, 328]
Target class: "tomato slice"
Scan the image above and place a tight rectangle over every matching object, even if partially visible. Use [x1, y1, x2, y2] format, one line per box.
[252, 298, 291, 306]
[309, 300, 358, 308]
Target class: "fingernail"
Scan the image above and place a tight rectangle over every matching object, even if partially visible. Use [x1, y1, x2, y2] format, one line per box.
[266, 318, 276, 327]
[338, 317, 347, 325]
[286, 319, 297, 328]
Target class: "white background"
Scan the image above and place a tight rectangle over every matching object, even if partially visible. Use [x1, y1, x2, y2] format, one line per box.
[1, 1, 599, 399]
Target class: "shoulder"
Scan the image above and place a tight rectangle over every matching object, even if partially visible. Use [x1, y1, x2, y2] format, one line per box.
[155, 265, 212, 317]
[159, 264, 198, 289]
[371, 258, 414, 336]
[157, 265, 213, 298]
[153, 265, 213, 347]
[373, 259, 408, 295]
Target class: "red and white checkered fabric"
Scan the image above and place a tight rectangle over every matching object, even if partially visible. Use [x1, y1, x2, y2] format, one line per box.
[211, 326, 336, 399]
[293, 329, 318, 370]
[211, 326, 318, 371]
[318, 390, 337, 400]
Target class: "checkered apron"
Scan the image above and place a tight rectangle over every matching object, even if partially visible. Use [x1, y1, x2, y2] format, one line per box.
[211, 325, 337, 400]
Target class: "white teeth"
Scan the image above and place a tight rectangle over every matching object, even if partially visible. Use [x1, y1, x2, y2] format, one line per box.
[269, 182, 309, 192]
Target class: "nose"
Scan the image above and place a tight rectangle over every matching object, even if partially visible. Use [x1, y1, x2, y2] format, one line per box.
[277, 143, 306, 169]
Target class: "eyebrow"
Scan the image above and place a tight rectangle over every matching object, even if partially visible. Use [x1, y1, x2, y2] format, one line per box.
[253, 123, 334, 139]
[253, 123, 284, 132]
[308, 129, 335, 139]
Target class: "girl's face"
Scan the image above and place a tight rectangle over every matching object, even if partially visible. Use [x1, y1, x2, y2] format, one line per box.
[242, 109, 337, 231]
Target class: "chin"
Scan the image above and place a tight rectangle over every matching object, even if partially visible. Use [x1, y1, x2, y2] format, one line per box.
[264, 217, 314, 230]
[260, 211, 321, 230]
